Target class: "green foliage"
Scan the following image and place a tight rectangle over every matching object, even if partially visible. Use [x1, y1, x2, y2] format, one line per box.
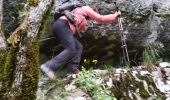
[37, 68, 70, 100]
[139, 82, 150, 98]
[83, 59, 99, 69]
[152, 96, 161, 100]
[75, 67, 116, 100]
[104, 65, 114, 75]
[148, 86, 154, 94]
[142, 43, 163, 68]
[40, 79, 70, 99]
[28, 0, 39, 6]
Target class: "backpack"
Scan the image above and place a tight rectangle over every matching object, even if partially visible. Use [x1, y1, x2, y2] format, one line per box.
[53, 0, 86, 24]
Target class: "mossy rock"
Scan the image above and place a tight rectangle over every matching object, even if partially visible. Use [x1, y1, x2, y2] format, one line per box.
[28, 0, 39, 6]
[139, 82, 150, 98]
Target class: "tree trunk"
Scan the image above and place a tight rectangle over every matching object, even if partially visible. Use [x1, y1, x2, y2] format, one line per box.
[0, 0, 7, 88]
[0, 0, 6, 51]
[1, 0, 54, 99]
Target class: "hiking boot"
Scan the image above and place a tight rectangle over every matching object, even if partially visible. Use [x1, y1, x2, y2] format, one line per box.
[40, 64, 56, 80]
[67, 66, 80, 74]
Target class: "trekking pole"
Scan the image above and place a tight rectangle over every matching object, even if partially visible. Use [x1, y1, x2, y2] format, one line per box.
[114, 2, 130, 66]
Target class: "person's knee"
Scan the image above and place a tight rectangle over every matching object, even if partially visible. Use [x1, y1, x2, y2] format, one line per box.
[68, 48, 77, 56]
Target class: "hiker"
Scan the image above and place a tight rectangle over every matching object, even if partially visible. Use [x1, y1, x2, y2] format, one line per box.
[41, 0, 121, 79]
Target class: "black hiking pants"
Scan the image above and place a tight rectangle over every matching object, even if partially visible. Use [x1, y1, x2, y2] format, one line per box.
[44, 19, 83, 74]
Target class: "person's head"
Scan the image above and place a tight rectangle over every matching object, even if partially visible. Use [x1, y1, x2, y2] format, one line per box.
[88, 0, 99, 13]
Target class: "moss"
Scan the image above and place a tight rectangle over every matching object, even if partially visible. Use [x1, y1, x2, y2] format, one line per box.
[140, 75, 166, 99]
[111, 71, 166, 99]
[0, 50, 7, 98]
[110, 72, 141, 99]
[28, 0, 39, 6]
[0, 51, 7, 80]
[111, 80, 125, 99]
[0, 47, 18, 99]
[158, 14, 170, 20]
[18, 38, 40, 100]
[143, 76, 153, 86]
[38, 0, 54, 39]
[147, 76, 166, 99]
[2, 1, 55, 99]
[3, 0, 25, 34]
[16, 1, 54, 99]
[124, 73, 132, 86]
[158, 95, 166, 100]
[136, 74, 145, 80]
[124, 11, 151, 25]
[153, 85, 166, 100]
[138, 82, 150, 98]
[124, 72, 138, 92]
[148, 85, 154, 95]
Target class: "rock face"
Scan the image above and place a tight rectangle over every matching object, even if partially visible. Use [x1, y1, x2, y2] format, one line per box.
[3, 1, 170, 64]
[40, 0, 170, 64]
[85, 0, 170, 60]
[96, 0, 170, 44]
[37, 64, 170, 100]
[88, 0, 170, 58]
[3, 0, 25, 34]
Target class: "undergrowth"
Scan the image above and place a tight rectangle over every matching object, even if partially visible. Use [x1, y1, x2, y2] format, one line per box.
[75, 67, 116, 100]
[142, 43, 164, 70]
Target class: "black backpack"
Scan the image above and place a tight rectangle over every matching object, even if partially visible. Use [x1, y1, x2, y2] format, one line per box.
[53, 0, 86, 24]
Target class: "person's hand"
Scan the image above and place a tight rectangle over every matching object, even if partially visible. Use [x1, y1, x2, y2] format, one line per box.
[116, 10, 121, 16]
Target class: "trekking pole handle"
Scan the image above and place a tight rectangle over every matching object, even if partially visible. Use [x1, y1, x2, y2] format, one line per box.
[114, 2, 122, 29]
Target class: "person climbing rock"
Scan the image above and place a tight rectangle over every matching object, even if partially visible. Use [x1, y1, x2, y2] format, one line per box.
[41, 0, 121, 80]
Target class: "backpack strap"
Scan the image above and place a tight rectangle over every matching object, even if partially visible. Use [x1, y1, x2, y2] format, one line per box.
[64, 10, 75, 24]
[74, 24, 82, 37]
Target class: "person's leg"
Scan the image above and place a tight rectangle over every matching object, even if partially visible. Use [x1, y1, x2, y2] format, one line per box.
[41, 19, 76, 78]
[67, 39, 83, 74]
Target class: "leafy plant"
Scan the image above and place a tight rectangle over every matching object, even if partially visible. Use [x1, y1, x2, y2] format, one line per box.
[152, 96, 161, 100]
[142, 43, 164, 69]
[75, 67, 116, 100]
[104, 65, 114, 75]
[83, 59, 98, 69]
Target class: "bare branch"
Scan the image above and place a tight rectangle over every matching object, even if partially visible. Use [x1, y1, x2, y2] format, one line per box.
[7, 18, 28, 46]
